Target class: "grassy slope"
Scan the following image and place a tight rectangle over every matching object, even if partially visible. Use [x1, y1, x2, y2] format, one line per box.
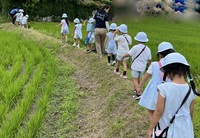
[1, 16, 200, 137]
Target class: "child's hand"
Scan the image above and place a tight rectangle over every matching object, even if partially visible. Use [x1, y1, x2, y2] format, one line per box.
[104, 44, 107, 49]
[121, 57, 124, 61]
[71, 33, 73, 36]
[115, 28, 120, 32]
[56, 25, 58, 27]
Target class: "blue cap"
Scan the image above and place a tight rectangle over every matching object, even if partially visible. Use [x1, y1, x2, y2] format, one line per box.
[160, 53, 190, 72]
[134, 32, 149, 42]
[109, 23, 117, 30]
[157, 42, 175, 54]
[62, 13, 67, 18]
[74, 18, 80, 23]
[118, 24, 127, 33]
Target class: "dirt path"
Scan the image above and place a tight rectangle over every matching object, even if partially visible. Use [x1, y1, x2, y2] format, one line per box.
[0, 23, 149, 137]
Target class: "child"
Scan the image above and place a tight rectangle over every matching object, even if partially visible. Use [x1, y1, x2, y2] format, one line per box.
[147, 52, 199, 138]
[113, 24, 132, 79]
[71, 18, 86, 48]
[56, 13, 70, 44]
[138, 42, 175, 122]
[85, 18, 95, 53]
[14, 11, 20, 25]
[21, 14, 29, 29]
[121, 32, 151, 99]
[19, 9, 24, 27]
[104, 23, 118, 66]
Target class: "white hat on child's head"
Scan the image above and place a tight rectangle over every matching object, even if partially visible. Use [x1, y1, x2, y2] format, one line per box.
[25, 14, 29, 18]
[134, 32, 149, 42]
[118, 24, 127, 33]
[88, 18, 95, 23]
[160, 52, 190, 72]
[74, 18, 80, 23]
[157, 42, 175, 54]
[109, 23, 117, 30]
[62, 13, 67, 18]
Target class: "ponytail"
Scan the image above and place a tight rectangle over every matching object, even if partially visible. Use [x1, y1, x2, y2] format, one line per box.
[162, 71, 168, 83]
[188, 69, 200, 96]
[64, 18, 69, 26]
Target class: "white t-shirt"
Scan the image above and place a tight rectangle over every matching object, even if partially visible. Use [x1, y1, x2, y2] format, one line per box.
[61, 19, 68, 30]
[128, 44, 151, 71]
[114, 34, 132, 56]
[22, 16, 28, 24]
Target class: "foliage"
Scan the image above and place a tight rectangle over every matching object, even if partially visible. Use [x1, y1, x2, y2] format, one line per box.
[0, 0, 113, 21]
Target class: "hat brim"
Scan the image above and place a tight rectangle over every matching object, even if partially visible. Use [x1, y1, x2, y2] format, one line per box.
[134, 37, 149, 42]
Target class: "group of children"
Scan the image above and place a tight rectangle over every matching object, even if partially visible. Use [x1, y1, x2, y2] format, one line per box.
[51, 12, 200, 137]
[14, 9, 29, 29]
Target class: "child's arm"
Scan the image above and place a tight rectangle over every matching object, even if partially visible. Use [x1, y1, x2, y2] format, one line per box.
[56, 22, 63, 27]
[113, 28, 119, 39]
[189, 99, 195, 120]
[138, 73, 151, 92]
[82, 20, 86, 27]
[148, 59, 152, 66]
[147, 91, 165, 138]
[104, 36, 108, 49]
[121, 53, 130, 61]
[71, 26, 76, 36]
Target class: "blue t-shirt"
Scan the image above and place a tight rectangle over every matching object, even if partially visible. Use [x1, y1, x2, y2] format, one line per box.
[10, 9, 18, 14]
[94, 10, 109, 29]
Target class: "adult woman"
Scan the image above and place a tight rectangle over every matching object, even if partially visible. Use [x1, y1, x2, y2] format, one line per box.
[10, 8, 20, 25]
[94, 5, 110, 59]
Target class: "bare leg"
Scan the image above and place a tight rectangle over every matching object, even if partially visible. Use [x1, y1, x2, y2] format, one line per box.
[90, 43, 94, 51]
[78, 38, 80, 45]
[73, 38, 76, 43]
[122, 60, 127, 71]
[65, 34, 68, 42]
[133, 78, 140, 92]
[61, 34, 63, 42]
[116, 60, 120, 70]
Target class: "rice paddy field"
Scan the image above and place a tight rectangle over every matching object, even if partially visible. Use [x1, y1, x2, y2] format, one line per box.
[0, 16, 200, 137]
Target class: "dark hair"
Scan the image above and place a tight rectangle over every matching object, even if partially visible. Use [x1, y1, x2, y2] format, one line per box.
[63, 17, 69, 26]
[157, 49, 175, 58]
[109, 29, 116, 31]
[163, 63, 200, 96]
[99, 5, 110, 12]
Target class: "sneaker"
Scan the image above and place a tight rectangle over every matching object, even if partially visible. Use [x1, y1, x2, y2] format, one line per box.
[112, 60, 116, 66]
[76, 45, 80, 48]
[86, 50, 90, 53]
[107, 63, 111, 66]
[60, 41, 64, 44]
[72, 43, 76, 47]
[65, 41, 68, 44]
[133, 91, 142, 100]
[120, 74, 127, 79]
[114, 70, 120, 75]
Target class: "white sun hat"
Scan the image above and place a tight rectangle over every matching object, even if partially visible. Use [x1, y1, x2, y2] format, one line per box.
[25, 14, 29, 18]
[157, 42, 175, 54]
[21, 9, 24, 12]
[62, 13, 67, 18]
[88, 18, 95, 23]
[109, 23, 117, 30]
[160, 52, 190, 72]
[134, 32, 149, 42]
[118, 24, 127, 33]
[74, 18, 80, 23]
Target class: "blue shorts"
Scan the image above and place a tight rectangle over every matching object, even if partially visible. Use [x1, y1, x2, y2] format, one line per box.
[131, 69, 144, 78]
[116, 55, 129, 61]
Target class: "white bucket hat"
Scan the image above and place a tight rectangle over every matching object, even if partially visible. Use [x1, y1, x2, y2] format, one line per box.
[25, 14, 29, 18]
[19, 9, 24, 12]
[74, 18, 80, 23]
[157, 42, 175, 54]
[109, 23, 117, 30]
[160, 53, 190, 72]
[62, 13, 67, 18]
[88, 18, 95, 23]
[134, 32, 149, 42]
[118, 24, 127, 33]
